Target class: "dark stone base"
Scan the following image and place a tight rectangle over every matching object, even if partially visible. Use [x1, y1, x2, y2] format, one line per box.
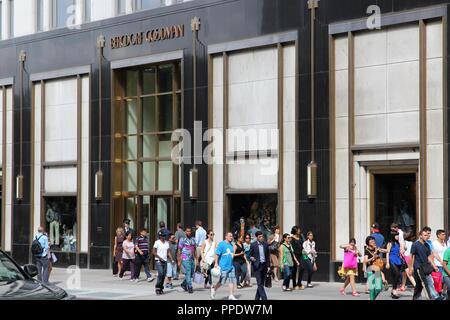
[79, 253, 88, 269]
[12, 244, 30, 266]
[89, 246, 110, 269]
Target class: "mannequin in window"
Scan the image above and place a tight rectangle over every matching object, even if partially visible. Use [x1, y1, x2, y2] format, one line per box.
[46, 202, 60, 246]
[398, 200, 415, 231]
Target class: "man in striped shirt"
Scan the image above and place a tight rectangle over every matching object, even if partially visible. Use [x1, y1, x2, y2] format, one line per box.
[134, 229, 154, 282]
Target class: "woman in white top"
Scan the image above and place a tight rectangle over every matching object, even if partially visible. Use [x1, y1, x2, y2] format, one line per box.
[301, 232, 317, 288]
[400, 232, 416, 291]
[119, 231, 136, 281]
[201, 230, 217, 289]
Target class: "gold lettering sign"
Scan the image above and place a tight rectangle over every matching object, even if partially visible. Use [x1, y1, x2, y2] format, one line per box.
[110, 24, 185, 49]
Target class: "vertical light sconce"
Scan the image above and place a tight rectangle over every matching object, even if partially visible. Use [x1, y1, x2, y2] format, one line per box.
[95, 170, 103, 201]
[307, 161, 318, 199]
[96, 35, 105, 202]
[16, 174, 24, 201]
[190, 17, 200, 202]
[189, 168, 198, 200]
[17, 50, 26, 202]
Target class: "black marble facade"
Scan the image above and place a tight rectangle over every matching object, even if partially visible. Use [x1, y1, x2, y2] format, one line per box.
[1, 0, 449, 281]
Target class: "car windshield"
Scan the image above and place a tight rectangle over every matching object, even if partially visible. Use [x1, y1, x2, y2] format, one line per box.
[0, 252, 25, 283]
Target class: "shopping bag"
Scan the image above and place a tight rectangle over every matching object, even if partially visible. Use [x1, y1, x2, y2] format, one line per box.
[264, 270, 272, 288]
[431, 271, 443, 294]
[193, 271, 204, 284]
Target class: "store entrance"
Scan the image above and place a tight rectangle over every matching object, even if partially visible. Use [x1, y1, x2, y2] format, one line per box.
[120, 196, 180, 240]
[227, 194, 278, 241]
[373, 173, 417, 236]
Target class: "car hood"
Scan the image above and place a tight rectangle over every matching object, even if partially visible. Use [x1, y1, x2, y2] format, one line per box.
[0, 279, 68, 300]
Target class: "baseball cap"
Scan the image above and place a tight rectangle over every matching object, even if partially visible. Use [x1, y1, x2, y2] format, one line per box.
[371, 223, 380, 230]
[158, 231, 164, 238]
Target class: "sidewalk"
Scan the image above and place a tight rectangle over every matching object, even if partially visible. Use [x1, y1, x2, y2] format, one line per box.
[49, 268, 410, 300]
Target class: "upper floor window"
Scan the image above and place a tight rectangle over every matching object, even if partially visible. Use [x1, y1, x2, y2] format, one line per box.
[37, 0, 43, 32]
[117, 0, 127, 15]
[136, 0, 161, 11]
[84, 0, 91, 23]
[8, 0, 13, 38]
[53, 0, 76, 28]
[0, 1, 3, 38]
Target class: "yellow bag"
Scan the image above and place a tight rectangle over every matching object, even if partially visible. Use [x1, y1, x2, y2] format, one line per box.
[337, 265, 346, 279]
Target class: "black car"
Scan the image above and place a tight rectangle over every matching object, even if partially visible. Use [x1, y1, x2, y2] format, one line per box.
[0, 250, 73, 300]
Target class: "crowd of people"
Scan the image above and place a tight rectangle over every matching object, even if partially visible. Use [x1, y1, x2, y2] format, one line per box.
[31, 217, 449, 301]
[338, 222, 450, 300]
[107, 219, 318, 300]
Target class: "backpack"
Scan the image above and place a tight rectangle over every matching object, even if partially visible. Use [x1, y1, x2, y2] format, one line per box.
[31, 235, 44, 256]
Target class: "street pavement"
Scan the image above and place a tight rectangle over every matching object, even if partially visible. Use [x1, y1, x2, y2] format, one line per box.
[49, 268, 414, 300]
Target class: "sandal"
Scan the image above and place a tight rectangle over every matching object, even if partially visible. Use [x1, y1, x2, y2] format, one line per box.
[352, 292, 360, 297]
[339, 288, 346, 295]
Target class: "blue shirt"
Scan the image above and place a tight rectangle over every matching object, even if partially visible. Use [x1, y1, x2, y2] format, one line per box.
[36, 233, 49, 258]
[258, 242, 266, 263]
[389, 242, 402, 266]
[371, 232, 385, 249]
[216, 241, 234, 271]
[195, 227, 207, 247]
[411, 240, 431, 270]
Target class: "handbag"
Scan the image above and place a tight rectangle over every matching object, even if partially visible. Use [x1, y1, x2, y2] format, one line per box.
[373, 258, 384, 269]
[420, 262, 434, 276]
[431, 271, 443, 293]
[193, 271, 205, 284]
[343, 251, 357, 269]
[269, 241, 280, 254]
[264, 270, 272, 288]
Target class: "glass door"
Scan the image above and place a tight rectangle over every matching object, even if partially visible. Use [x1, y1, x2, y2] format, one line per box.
[125, 196, 138, 232]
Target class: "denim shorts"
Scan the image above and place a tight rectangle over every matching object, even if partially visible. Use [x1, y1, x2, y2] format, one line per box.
[166, 262, 177, 277]
[220, 269, 237, 285]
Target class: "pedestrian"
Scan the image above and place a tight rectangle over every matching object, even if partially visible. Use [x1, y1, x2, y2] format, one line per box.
[195, 220, 207, 267]
[248, 219, 259, 243]
[159, 221, 170, 240]
[201, 230, 216, 289]
[339, 238, 362, 297]
[153, 231, 173, 295]
[113, 227, 125, 277]
[279, 233, 299, 292]
[243, 233, 252, 287]
[134, 228, 154, 283]
[268, 227, 280, 282]
[301, 231, 317, 288]
[447, 231, 450, 248]
[408, 229, 443, 300]
[250, 231, 270, 300]
[400, 231, 416, 290]
[32, 226, 50, 284]
[123, 219, 135, 237]
[175, 223, 185, 242]
[178, 227, 196, 294]
[386, 232, 404, 299]
[391, 223, 405, 251]
[211, 232, 238, 300]
[432, 229, 448, 276]
[165, 233, 178, 290]
[233, 235, 248, 289]
[441, 245, 450, 299]
[174, 223, 185, 280]
[291, 226, 305, 290]
[119, 231, 136, 281]
[422, 226, 443, 298]
[363, 236, 387, 300]
[370, 223, 385, 252]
